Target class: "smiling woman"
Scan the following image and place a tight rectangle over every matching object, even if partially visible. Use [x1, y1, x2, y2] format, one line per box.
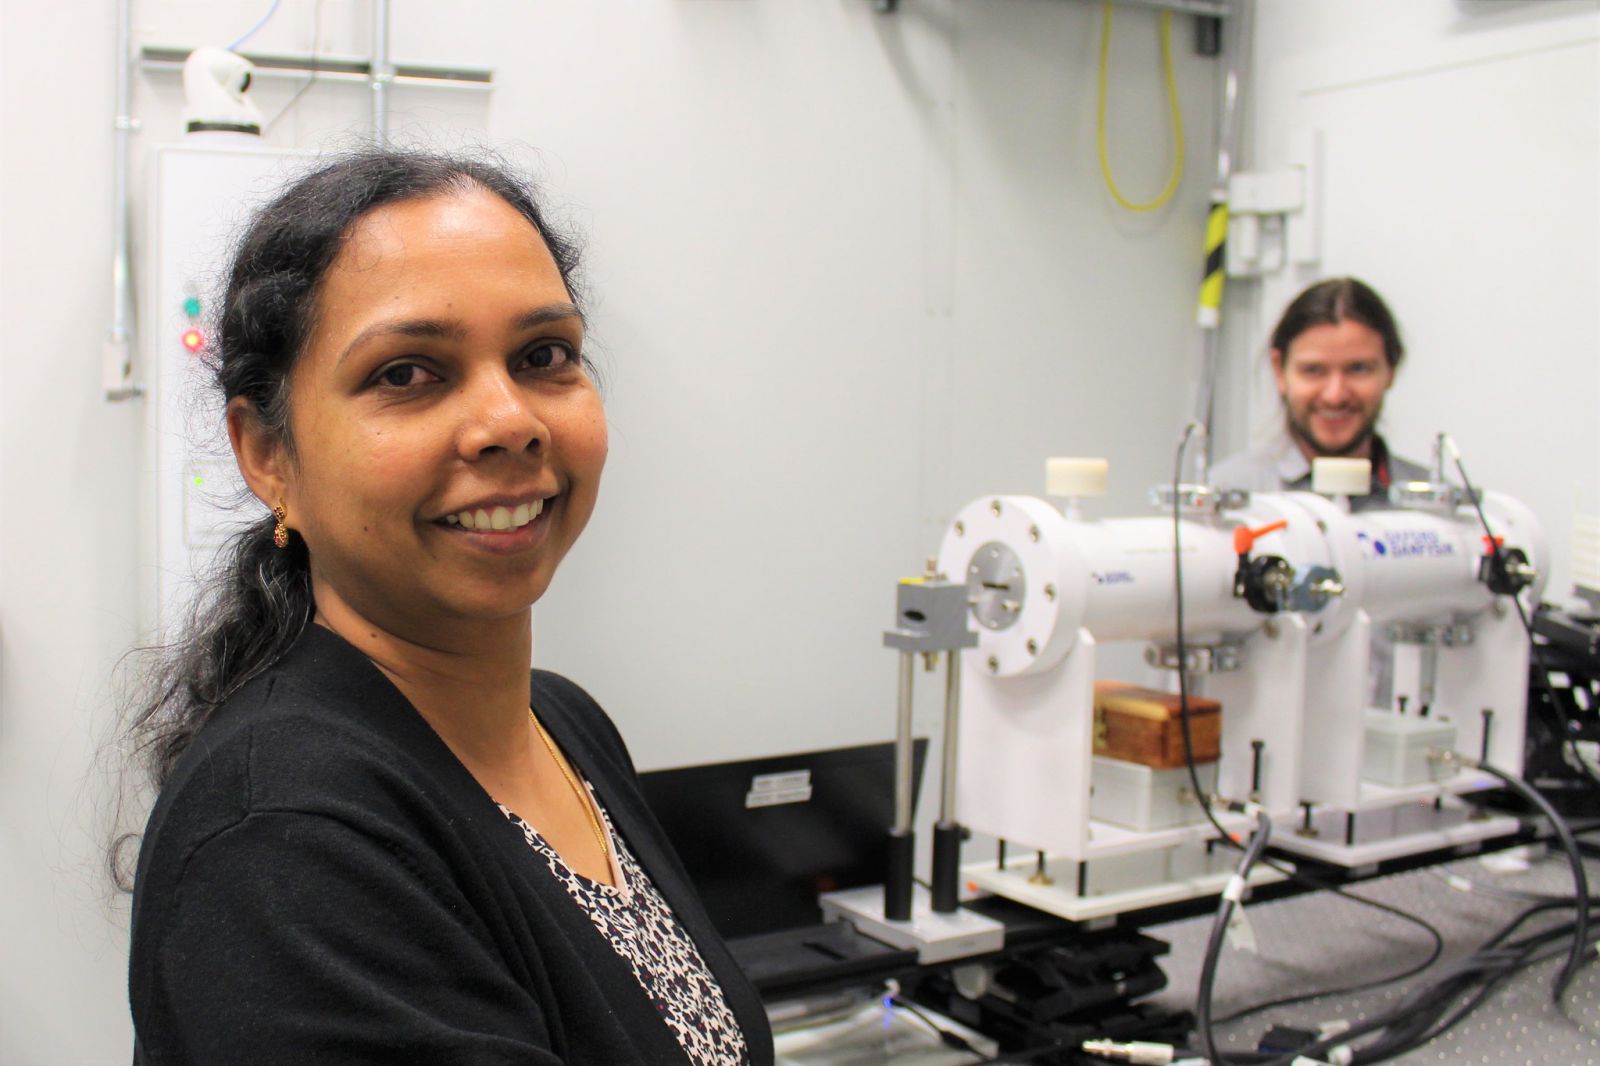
[120, 150, 772, 1066]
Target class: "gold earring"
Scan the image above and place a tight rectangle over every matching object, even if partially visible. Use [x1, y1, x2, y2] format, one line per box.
[272, 505, 289, 549]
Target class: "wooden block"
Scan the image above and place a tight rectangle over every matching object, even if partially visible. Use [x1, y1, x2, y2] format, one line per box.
[1092, 680, 1222, 769]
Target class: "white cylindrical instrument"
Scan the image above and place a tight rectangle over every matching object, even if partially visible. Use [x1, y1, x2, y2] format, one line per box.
[935, 487, 1545, 677]
[935, 493, 1330, 677]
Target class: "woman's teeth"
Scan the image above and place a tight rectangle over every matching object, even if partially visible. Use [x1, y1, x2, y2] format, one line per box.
[444, 500, 544, 531]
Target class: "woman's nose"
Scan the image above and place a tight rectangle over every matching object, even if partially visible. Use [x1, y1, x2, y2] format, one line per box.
[458, 372, 548, 460]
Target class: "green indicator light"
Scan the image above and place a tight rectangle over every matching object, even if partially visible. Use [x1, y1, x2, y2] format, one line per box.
[183, 297, 202, 318]
[192, 475, 204, 487]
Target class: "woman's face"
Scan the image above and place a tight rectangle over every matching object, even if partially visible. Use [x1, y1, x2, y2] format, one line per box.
[259, 187, 607, 640]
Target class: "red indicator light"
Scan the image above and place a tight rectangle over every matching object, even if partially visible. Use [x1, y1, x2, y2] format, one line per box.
[181, 328, 205, 353]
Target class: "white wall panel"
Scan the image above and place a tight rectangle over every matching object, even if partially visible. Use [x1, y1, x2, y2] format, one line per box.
[1235, 0, 1599, 606]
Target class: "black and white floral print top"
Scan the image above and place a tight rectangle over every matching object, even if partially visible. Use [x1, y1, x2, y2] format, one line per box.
[499, 794, 748, 1066]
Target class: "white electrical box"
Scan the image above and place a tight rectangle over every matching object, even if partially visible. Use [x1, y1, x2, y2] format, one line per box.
[144, 144, 311, 634]
[1362, 710, 1457, 788]
[1089, 756, 1218, 832]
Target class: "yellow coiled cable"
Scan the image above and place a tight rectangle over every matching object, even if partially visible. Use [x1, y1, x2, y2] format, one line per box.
[1097, 1, 1185, 213]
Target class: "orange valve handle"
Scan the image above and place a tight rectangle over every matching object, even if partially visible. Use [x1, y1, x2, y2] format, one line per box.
[1233, 519, 1289, 556]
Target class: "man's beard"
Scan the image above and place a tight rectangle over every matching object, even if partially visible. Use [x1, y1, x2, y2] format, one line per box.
[1284, 403, 1380, 458]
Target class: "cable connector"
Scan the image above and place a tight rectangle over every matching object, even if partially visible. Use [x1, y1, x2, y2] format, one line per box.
[1258, 1024, 1317, 1053]
[1081, 1038, 1176, 1064]
[1427, 748, 1477, 771]
[1211, 794, 1266, 818]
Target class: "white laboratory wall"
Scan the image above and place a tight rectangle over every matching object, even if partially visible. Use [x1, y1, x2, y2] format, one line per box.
[1221, 0, 1600, 603]
[1, 1, 1218, 1061]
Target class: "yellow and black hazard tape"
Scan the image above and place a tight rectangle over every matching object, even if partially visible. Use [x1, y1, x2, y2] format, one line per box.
[1197, 195, 1228, 328]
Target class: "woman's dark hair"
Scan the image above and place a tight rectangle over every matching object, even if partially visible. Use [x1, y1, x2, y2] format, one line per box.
[1269, 276, 1404, 370]
[118, 150, 584, 857]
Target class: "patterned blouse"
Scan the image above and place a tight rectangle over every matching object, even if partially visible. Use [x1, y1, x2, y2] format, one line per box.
[499, 794, 748, 1065]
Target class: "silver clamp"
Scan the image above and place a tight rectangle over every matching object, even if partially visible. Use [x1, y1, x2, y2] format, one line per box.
[1387, 621, 1475, 647]
[1145, 642, 1244, 674]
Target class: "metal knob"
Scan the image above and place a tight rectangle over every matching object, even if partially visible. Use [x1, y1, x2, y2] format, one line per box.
[1310, 577, 1346, 598]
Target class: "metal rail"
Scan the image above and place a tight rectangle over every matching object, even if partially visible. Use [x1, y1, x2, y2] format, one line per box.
[138, 46, 493, 90]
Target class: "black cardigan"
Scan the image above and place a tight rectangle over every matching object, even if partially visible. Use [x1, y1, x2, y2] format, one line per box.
[129, 624, 774, 1065]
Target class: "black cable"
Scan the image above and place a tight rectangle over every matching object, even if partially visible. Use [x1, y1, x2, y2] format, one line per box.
[264, 0, 326, 131]
[1470, 758, 1590, 1001]
[1448, 440, 1600, 791]
[1196, 810, 1273, 1066]
[1172, 423, 1241, 848]
[1350, 909, 1600, 1062]
[1212, 897, 1445, 1026]
[1211, 789, 1591, 1064]
[963, 1039, 1067, 1064]
[1270, 867, 1598, 1063]
[1329, 889, 1600, 1062]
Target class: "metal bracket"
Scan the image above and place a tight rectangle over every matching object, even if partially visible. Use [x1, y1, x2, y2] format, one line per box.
[1387, 621, 1475, 648]
[1149, 483, 1223, 516]
[1145, 642, 1244, 673]
[1387, 480, 1478, 512]
[1226, 129, 1321, 276]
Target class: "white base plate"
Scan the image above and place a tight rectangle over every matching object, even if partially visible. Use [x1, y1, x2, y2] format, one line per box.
[818, 884, 1006, 964]
[962, 843, 1287, 923]
[1274, 789, 1520, 868]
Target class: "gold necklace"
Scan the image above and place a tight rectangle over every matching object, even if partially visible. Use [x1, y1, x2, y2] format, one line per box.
[528, 709, 610, 862]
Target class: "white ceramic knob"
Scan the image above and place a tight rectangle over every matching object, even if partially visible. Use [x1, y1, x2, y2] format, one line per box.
[1046, 457, 1109, 498]
[1312, 457, 1371, 496]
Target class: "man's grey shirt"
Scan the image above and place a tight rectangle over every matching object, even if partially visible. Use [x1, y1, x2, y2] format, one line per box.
[1210, 430, 1430, 511]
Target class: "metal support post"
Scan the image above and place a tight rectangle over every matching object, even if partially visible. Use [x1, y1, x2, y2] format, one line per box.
[881, 574, 978, 921]
[931, 648, 964, 913]
[886, 650, 916, 921]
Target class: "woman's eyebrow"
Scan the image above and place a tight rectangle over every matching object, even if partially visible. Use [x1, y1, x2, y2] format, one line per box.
[337, 304, 586, 367]
[514, 304, 586, 332]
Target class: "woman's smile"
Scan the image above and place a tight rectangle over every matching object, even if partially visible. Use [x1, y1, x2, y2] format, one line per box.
[433, 492, 560, 556]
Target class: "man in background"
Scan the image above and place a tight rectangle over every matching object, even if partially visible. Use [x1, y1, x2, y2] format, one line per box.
[1210, 277, 1429, 508]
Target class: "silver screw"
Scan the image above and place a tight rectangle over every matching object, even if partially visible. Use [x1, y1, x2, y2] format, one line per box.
[990, 500, 1002, 517]
[1029, 525, 1040, 543]
[987, 655, 1000, 674]
[1026, 638, 1038, 655]
[955, 520, 965, 536]
[1044, 583, 1057, 602]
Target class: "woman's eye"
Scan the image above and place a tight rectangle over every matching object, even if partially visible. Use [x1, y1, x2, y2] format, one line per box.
[377, 363, 437, 388]
[522, 343, 575, 371]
